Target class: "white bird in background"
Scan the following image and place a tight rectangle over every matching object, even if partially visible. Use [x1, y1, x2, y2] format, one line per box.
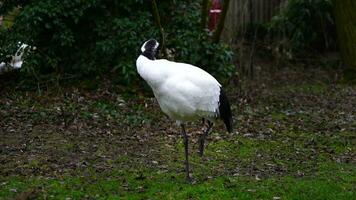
[11, 43, 29, 69]
[0, 43, 29, 73]
[136, 39, 232, 181]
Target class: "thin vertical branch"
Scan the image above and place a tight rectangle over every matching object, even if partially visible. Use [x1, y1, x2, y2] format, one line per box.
[248, 0, 255, 79]
[212, 0, 231, 43]
[151, 0, 167, 57]
[249, 26, 258, 79]
[201, 0, 209, 29]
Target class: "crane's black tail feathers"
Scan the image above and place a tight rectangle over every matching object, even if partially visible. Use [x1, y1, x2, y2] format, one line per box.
[218, 87, 233, 133]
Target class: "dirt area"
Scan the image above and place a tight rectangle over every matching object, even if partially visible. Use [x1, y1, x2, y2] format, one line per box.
[0, 66, 355, 181]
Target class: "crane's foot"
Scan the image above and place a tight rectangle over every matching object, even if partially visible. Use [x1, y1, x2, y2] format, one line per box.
[198, 136, 205, 157]
[183, 160, 192, 182]
[185, 175, 192, 183]
[198, 120, 212, 157]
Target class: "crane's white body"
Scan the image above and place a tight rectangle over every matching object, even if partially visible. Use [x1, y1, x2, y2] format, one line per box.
[136, 55, 221, 122]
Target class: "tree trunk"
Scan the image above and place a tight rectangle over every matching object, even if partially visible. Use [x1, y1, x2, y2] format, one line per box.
[212, 0, 231, 43]
[333, 0, 356, 80]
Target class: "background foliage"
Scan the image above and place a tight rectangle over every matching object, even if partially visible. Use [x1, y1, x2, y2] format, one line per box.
[0, 0, 234, 85]
[268, 0, 336, 56]
[242, 0, 336, 60]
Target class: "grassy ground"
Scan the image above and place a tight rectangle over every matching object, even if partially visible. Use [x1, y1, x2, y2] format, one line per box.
[0, 67, 355, 199]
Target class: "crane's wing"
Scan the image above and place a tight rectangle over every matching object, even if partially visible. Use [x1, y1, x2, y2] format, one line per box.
[154, 60, 221, 119]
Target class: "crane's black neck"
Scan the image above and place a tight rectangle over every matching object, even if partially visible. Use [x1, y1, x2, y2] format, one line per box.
[142, 50, 156, 60]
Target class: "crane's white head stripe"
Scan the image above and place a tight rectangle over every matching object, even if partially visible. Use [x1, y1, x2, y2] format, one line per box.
[141, 39, 159, 53]
[141, 41, 148, 52]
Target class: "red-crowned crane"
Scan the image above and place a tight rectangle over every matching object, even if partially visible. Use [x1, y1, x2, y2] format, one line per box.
[136, 39, 232, 181]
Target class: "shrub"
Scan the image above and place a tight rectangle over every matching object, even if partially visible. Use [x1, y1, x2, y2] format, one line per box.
[164, 2, 234, 81]
[268, 0, 336, 56]
[0, 0, 234, 86]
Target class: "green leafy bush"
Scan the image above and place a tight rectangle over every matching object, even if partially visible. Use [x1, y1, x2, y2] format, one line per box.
[268, 0, 336, 56]
[0, 0, 234, 85]
[164, 2, 234, 80]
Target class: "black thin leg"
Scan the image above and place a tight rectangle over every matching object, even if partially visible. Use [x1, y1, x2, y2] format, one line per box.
[198, 120, 213, 157]
[181, 124, 191, 181]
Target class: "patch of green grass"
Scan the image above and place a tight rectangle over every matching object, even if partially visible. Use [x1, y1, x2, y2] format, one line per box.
[278, 83, 328, 94]
[271, 112, 287, 120]
[1, 162, 355, 199]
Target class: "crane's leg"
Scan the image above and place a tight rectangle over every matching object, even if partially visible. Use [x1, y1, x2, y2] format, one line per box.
[181, 124, 191, 181]
[198, 120, 213, 157]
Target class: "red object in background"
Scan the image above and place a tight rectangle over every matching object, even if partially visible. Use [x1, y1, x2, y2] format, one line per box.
[208, 0, 221, 31]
